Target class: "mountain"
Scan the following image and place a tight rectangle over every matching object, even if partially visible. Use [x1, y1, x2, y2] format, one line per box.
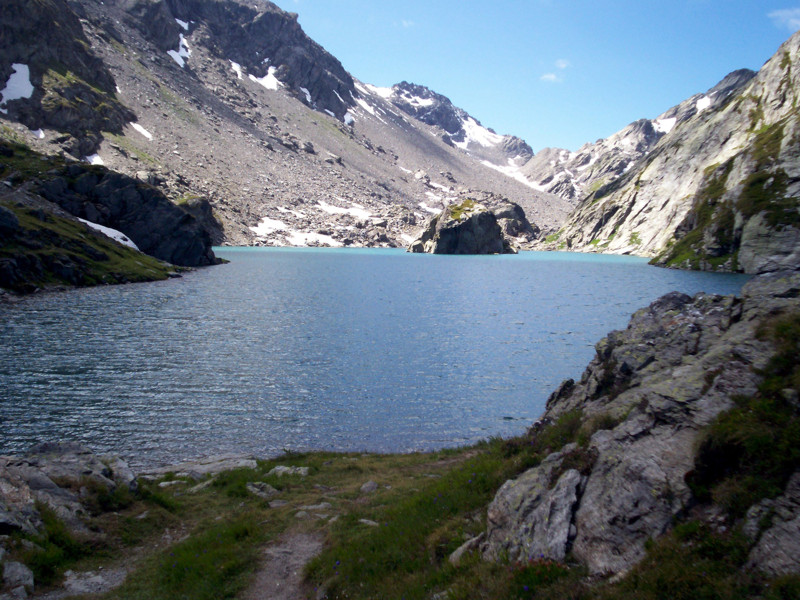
[0, 0, 572, 252]
[543, 33, 800, 274]
[520, 69, 756, 202]
[374, 81, 533, 168]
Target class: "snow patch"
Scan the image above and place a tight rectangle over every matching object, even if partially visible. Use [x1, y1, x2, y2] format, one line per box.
[344, 112, 355, 125]
[356, 97, 376, 116]
[324, 109, 335, 117]
[400, 233, 416, 244]
[364, 83, 393, 99]
[418, 202, 441, 214]
[249, 66, 282, 91]
[167, 34, 191, 68]
[250, 216, 288, 237]
[230, 61, 243, 80]
[78, 218, 139, 250]
[317, 200, 372, 220]
[175, 18, 189, 30]
[333, 89, 346, 104]
[286, 230, 343, 248]
[654, 117, 677, 134]
[0, 63, 34, 113]
[453, 117, 503, 150]
[32, 128, 44, 139]
[479, 160, 544, 191]
[131, 122, 153, 140]
[85, 154, 104, 166]
[399, 166, 413, 174]
[696, 96, 712, 113]
[276, 206, 306, 218]
[299, 87, 312, 103]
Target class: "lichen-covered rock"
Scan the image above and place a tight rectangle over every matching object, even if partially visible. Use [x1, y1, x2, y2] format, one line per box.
[483, 270, 800, 576]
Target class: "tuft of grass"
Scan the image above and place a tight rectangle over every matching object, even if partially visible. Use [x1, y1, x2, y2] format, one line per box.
[544, 230, 562, 244]
[597, 521, 754, 600]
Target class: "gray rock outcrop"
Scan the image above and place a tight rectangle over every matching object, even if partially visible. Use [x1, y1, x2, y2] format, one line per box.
[483, 270, 800, 576]
[408, 195, 535, 254]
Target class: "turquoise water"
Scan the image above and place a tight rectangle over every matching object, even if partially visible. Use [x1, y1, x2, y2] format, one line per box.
[0, 248, 750, 467]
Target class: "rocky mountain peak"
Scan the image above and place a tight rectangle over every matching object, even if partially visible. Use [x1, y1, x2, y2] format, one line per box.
[520, 67, 757, 203]
[385, 81, 533, 165]
[122, 0, 357, 120]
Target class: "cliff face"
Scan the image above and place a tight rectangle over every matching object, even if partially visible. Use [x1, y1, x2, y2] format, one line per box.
[483, 270, 800, 577]
[547, 33, 800, 274]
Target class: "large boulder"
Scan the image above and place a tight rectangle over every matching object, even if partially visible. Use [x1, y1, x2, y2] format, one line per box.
[408, 195, 535, 254]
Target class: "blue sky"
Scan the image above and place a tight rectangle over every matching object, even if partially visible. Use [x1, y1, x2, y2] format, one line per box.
[276, 1, 799, 152]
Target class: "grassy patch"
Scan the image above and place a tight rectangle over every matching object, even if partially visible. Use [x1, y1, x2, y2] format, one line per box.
[629, 231, 642, 246]
[449, 198, 477, 221]
[0, 200, 174, 291]
[598, 521, 754, 600]
[17, 504, 90, 585]
[544, 230, 562, 244]
[103, 131, 159, 166]
[108, 513, 265, 600]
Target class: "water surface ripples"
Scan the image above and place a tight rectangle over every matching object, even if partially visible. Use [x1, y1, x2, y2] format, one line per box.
[0, 248, 750, 468]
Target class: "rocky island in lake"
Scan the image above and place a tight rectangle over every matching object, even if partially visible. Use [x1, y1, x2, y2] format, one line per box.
[407, 193, 538, 254]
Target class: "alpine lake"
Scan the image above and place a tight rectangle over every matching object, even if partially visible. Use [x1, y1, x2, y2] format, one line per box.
[0, 248, 750, 468]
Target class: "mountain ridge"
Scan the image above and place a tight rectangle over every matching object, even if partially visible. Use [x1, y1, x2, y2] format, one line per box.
[542, 31, 800, 274]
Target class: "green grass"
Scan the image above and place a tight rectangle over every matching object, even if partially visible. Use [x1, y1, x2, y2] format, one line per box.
[17, 504, 90, 585]
[109, 513, 265, 600]
[0, 200, 174, 291]
[103, 131, 159, 166]
[449, 198, 477, 221]
[544, 230, 562, 244]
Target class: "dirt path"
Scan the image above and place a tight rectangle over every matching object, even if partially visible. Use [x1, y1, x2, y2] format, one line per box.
[240, 532, 325, 600]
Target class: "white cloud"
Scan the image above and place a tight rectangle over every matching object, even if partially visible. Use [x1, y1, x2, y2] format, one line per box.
[401, 19, 415, 28]
[769, 8, 800, 31]
[555, 58, 570, 70]
[540, 73, 562, 83]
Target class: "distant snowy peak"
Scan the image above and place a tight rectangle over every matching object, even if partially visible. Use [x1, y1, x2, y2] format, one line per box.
[381, 81, 533, 164]
[520, 68, 757, 202]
